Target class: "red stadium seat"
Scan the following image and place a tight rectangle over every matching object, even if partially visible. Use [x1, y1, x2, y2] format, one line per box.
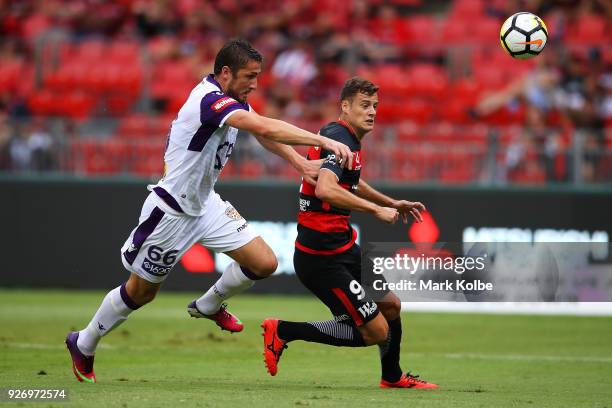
[402, 15, 443, 57]
[565, 15, 608, 45]
[106, 94, 135, 116]
[449, 78, 482, 105]
[449, 0, 485, 19]
[441, 19, 470, 44]
[76, 40, 107, 63]
[401, 99, 434, 125]
[60, 91, 96, 119]
[406, 64, 448, 98]
[473, 18, 502, 47]
[0, 61, 23, 93]
[116, 114, 152, 139]
[129, 143, 165, 177]
[436, 99, 474, 125]
[28, 89, 56, 116]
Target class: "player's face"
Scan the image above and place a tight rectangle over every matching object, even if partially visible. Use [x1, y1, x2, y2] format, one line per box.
[343, 92, 378, 135]
[226, 60, 262, 103]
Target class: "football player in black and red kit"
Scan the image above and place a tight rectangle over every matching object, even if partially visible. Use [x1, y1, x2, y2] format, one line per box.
[261, 77, 438, 389]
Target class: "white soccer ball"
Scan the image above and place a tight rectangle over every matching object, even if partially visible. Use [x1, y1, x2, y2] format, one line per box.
[500, 12, 548, 59]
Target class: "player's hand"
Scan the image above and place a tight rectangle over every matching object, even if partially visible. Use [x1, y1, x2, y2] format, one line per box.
[301, 159, 324, 185]
[320, 137, 353, 169]
[392, 200, 426, 223]
[374, 206, 399, 224]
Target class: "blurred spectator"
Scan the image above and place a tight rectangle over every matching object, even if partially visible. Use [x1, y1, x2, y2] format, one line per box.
[8, 119, 54, 172]
[504, 106, 562, 183]
[0, 111, 11, 170]
[133, 0, 182, 38]
[271, 40, 317, 88]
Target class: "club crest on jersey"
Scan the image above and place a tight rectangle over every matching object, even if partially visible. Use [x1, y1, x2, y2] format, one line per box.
[211, 97, 238, 112]
[352, 151, 362, 170]
[225, 206, 243, 220]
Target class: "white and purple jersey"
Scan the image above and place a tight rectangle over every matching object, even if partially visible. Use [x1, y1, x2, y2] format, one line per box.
[148, 74, 251, 216]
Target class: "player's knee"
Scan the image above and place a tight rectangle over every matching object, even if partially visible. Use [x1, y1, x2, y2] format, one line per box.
[249, 253, 278, 278]
[360, 317, 389, 346]
[126, 276, 160, 306]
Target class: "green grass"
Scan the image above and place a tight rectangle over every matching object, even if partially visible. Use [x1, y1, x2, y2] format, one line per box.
[0, 289, 611, 408]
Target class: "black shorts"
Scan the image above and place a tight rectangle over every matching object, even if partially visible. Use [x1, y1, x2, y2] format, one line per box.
[293, 244, 388, 327]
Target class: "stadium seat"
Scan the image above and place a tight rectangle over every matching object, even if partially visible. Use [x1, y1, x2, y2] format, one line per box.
[401, 99, 434, 125]
[449, 0, 485, 19]
[106, 94, 135, 116]
[441, 19, 470, 44]
[117, 114, 148, 138]
[406, 64, 448, 98]
[151, 61, 195, 101]
[60, 91, 96, 119]
[565, 15, 608, 45]
[129, 143, 165, 177]
[0, 61, 22, 93]
[27, 89, 57, 116]
[436, 99, 474, 125]
[402, 15, 443, 57]
[238, 160, 265, 179]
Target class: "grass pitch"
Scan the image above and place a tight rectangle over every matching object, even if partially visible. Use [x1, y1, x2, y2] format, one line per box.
[0, 289, 611, 408]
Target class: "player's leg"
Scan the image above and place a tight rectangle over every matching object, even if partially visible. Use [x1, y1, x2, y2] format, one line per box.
[189, 237, 276, 332]
[262, 246, 388, 376]
[67, 194, 194, 382]
[376, 291, 403, 383]
[189, 195, 275, 331]
[69, 273, 159, 361]
[193, 236, 276, 314]
[66, 275, 161, 383]
[374, 288, 438, 389]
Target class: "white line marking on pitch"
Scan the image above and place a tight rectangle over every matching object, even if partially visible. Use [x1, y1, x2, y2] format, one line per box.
[407, 352, 612, 364]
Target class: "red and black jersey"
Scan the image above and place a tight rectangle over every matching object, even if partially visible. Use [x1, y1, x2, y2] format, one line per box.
[296, 120, 363, 255]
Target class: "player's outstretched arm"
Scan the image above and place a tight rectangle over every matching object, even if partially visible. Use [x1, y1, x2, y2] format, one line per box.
[355, 178, 396, 206]
[356, 179, 425, 223]
[252, 134, 323, 185]
[225, 110, 353, 168]
[315, 170, 399, 224]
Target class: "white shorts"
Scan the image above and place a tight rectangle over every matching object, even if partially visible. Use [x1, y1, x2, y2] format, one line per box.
[120, 192, 258, 283]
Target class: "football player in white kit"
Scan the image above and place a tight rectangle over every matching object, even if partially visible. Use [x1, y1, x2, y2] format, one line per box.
[65, 39, 354, 383]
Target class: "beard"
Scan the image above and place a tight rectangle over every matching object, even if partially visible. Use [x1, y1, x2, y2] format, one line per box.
[226, 83, 247, 104]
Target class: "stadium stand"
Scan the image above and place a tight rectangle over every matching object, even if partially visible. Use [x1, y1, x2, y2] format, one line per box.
[0, 0, 610, 184]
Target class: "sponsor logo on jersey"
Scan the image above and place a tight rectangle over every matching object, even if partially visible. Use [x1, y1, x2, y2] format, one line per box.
[211, 97, 238, 112]
[127, 243, 137, 252]
[142, 258, 172, 277]
[352, 151, 362, 170]
[357, 301, 378, 318]
[225, 206, 243, 220]
[299, 198, 310, 212]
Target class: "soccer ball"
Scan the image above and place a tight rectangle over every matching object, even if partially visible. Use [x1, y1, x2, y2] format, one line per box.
[500, 12, 548, 59]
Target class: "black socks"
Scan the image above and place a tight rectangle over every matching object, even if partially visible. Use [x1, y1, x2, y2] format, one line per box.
[278, 319, 366, 347]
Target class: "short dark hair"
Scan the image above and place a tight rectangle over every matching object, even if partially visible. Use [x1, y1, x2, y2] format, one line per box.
[214, 39, 263, 75]
[340, 77, 379, 102]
